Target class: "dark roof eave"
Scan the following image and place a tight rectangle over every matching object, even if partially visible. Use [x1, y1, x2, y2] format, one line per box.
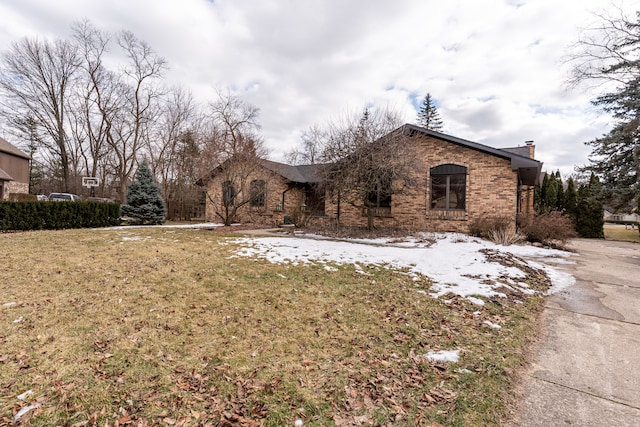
[403, 123, 543, 185]
[0, 137, 31, 160]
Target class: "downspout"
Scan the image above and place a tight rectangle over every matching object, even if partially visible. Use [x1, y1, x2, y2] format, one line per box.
[282, 186, 292, 207]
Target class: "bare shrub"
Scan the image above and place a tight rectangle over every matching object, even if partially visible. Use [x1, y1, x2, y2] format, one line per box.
[518, 211, 577, 245]
[488, 227, 525, 246]
[469, 216, 512, 239]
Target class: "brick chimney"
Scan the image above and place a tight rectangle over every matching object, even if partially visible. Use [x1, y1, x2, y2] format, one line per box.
[525, 140, 535, 159]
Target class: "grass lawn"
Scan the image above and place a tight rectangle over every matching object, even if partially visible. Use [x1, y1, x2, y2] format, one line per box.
[604, 224, 640, 243]
[0, 227, 550, 426]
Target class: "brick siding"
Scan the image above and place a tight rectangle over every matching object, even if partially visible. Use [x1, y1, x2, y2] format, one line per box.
[205, 135, 522, 233]
[324, 134, 518, 233]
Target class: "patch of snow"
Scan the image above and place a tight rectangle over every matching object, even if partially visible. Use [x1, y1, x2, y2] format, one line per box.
[3, 302, 17, 307]
[294, 420, 304, 427]
[324, 266, 338, 272]
[467, 297, 485, 306]
[13, 316, 24, 323]
[424, 349, 460, 363]
[230, 233, 576, 301]
[540, 257, 576, 265]
[14, 403, 40, 422]
[456, 368, 473, 374]
[17, 390, 33, 400]
[483, 320, 502, 329]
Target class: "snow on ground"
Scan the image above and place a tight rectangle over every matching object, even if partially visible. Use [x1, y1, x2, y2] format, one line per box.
[424, 350, 461, 363]
[231, 232, 576, 302]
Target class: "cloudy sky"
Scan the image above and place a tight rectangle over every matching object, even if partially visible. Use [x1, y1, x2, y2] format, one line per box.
[1, 0, 638, 176]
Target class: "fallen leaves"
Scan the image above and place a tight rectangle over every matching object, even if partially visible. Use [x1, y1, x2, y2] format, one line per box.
[0, 228, 552, 425]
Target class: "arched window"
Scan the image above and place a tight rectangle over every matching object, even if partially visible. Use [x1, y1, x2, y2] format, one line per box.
[366, 175, 391, 209]
[430, 164, 466, 210]
[222, 181, 236, 207]
[250, 179, 266, 207]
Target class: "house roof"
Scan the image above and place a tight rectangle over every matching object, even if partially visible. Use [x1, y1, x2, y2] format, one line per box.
[402, 124, 543, 186]
[500, 146, 531, 158]
[196, 157, 325, 186]
[199, 125, 543, 187]
[0, 137, 30, 160]
[259, 159, 324, 184]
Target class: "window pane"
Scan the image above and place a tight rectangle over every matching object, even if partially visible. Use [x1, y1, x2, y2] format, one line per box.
[223, 181, 235, 206]
[430, 167, 466, 211]
[431, 175, 447, 209]
[449, 174, 466, 210]
[367, 175, 392, 208]
[250, 180, 265, 207]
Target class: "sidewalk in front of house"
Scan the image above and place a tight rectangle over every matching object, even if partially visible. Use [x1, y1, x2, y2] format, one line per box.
[511, 238, 640, 426]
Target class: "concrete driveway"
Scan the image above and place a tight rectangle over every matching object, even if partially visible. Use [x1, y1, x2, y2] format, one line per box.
[512, 238, 640, 426]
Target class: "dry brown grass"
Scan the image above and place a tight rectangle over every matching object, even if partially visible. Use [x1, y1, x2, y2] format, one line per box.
[604, 224, 640, 243]
[0, 227, 548, 426]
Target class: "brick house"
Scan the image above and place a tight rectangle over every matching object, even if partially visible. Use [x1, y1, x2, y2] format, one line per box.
[201, 124, 542, 232]
[0, 137, 30, 200]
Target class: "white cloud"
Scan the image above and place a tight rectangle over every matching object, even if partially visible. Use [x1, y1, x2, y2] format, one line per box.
[1, 0, 639, 175]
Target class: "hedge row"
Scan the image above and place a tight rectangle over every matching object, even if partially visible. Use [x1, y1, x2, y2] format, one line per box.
[0, 201, 121, 231]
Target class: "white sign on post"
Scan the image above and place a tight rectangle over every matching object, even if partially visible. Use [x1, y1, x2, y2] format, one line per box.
[82, 177, 100, 188]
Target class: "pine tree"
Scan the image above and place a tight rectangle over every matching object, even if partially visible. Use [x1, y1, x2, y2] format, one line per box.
[574, 173, 604, 238]
[543, 173, 558, 211]
[417, 93, 444, 131]
[569, 12, 640, 216]
[564, 177, 578, 220]
[555, 171, 565, 211]
[121, 161, 167, 225]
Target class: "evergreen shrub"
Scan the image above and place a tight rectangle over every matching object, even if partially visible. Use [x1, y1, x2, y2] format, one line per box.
[0, 201, 121, 231]
[121, 162, 166, 225]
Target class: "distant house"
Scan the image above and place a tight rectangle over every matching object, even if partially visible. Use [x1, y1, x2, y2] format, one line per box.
[0, 137, 30, 200]
[200, 124, 542, 233]
[604, 206, 639, 224]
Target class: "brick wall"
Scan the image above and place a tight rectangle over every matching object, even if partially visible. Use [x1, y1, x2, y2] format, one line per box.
[205, 166, 306, 226]
[206, 134, 521, 233]
[324, 134, 518, 233]
[5, 181, 29, 199]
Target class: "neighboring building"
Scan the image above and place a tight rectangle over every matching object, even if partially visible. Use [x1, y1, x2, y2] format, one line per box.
[0, 137, 30, 200]
[201, 124, 542, 233]
[604, 206, 639, 224]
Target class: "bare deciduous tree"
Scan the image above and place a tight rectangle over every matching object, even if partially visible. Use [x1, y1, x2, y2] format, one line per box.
[70, 19, 113, 195]
[320, 107, 418, 230]
[566, 7, 637, 88]
[0, 37, 81, 191]
[148, 86, 205, 219]
[205, 90, 268, 226]
[286, 125, 325, 165]
[105, 30, 167, 203]
[566, 8, 640, 215]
